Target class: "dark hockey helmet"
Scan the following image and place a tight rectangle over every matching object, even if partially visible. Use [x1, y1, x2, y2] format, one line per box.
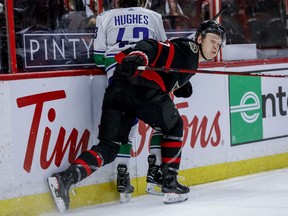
[195, 20, 226, 46]
[118, 0, 141, 7]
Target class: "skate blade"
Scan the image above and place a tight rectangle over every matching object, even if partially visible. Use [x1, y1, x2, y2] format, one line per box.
[47, 177, 67, 213]
[163, 193, 188, 204]
[146, 183, 164, 196]
[119, 192, 132, 203]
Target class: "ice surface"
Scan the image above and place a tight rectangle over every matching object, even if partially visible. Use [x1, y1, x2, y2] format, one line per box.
[42, 168, 288, 216]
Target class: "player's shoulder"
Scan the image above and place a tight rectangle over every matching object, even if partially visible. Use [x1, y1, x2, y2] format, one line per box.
[171, 38, 199, 53]
[97, 7, 162, 19]
[171, 37, 195, 43]
[97, 9, 111, 17]
[121, 7, 162, 18]
[97, 8, 127, 17]
[96, 8, 120, 22]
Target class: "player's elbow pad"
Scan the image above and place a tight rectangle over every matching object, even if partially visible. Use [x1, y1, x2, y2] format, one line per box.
[173, 81, 193, 98]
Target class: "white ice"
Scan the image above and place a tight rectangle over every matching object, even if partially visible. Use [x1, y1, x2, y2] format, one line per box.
[42, 168, 288, 216]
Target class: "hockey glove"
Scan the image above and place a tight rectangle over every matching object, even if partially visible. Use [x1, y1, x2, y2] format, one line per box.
[173, 81, 193, 98]
[116, 51, 149, 79]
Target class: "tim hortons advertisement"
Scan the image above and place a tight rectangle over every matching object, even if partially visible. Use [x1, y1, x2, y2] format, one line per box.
[130, 74, 231, 176]
[9, 76, 105, 183]
[2, 74, 230, 199]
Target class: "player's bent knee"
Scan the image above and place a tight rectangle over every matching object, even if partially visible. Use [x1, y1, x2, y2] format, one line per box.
[91, 141, 120, 165]
[167, 117, 183, 137]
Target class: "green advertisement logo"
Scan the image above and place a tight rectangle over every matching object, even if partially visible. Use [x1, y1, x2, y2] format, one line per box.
[229, 76, 263, 145]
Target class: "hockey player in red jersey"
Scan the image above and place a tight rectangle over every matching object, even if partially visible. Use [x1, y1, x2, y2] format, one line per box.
[47, 19, 226, 212]
[93, 0, 167, 203]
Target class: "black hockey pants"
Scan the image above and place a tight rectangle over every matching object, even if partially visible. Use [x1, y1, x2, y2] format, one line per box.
[74, 80, 184, 179]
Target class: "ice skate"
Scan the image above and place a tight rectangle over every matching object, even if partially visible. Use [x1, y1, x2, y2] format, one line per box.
[146, 155, 163, 196]
[47, 172, 75, 213]
[117, 164, 134, 203]
[161, 170, 190, 204]
[47, 165, 78, 213]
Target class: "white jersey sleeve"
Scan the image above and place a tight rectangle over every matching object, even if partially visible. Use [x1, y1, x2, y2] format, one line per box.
[149, 11, 167, 42]
[93, 7, 167, 77]
[93, 15, 107, 69]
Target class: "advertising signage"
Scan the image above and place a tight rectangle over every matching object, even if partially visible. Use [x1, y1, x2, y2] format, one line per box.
[229, 76, 288, 145]
[22, 31, 96, 71]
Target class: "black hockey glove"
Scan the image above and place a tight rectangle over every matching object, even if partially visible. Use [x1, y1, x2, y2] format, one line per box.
[173, 81, 193, 98]
[116, 51, 149, 79]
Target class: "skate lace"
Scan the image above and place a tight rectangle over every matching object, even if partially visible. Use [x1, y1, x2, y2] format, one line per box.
[118, 176, 127, 185]
[148, 167, 158, 178]
[70, 185, 76, 196]
[177, 175, 185, 182]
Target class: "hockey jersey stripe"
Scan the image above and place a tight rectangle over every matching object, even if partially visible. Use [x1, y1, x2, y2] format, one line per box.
[161, 141, 183, 148]
[74, 158, 92, 176]
[150, 42, 163, 67]
[140, 70, 166, 92]
[114, 51, 127, 63]
[87, 150, 103, 167]
[165, 41, 175, 68]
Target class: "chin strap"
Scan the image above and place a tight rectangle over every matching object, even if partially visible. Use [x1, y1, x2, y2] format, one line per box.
[198, 43, 209, 61]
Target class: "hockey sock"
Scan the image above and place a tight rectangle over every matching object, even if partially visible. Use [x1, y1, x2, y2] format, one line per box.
[116, 141, 132, 166]
[149, 130, 163, 166]
[160, 137, 183, 171]
[73, 149, 103, 181]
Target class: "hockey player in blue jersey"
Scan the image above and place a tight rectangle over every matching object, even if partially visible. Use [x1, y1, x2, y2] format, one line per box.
[47, 19, 226, 212]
